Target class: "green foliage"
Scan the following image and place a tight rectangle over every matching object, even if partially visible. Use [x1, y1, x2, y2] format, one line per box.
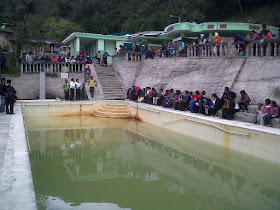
[0, 0, 279, 45]
[43, 17, 83, 41]
[0, 49, 20, 75]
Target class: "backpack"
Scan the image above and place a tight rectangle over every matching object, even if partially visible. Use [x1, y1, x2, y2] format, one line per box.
[141, 45, 146, 53]
[6, 86, 16, 100]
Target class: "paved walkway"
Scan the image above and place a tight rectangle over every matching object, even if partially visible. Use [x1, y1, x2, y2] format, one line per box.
[0, 104, 37, 209]
[0, 113, 11, 184]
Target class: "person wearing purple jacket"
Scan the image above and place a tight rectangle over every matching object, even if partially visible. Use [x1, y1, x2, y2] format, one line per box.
[264, 101, 279, 126]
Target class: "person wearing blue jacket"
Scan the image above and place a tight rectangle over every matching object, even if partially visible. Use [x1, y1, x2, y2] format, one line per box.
[102, 51, 110, 66]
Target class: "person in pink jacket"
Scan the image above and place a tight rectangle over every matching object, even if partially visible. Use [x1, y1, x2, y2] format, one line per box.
[257, 99, 271, 125]
[264, 101, 279, 126]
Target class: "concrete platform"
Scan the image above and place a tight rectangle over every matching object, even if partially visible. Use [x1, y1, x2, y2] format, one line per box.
[0, 104, 36, 209]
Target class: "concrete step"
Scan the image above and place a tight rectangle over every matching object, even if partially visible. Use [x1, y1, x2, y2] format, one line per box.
[92, 102, 131, 118]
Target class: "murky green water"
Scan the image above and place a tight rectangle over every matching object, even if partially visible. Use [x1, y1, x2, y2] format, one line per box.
[25, 116, 280, 210]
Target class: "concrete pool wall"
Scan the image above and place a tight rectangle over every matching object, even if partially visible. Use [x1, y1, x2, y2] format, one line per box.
[20, 100, 280, 164]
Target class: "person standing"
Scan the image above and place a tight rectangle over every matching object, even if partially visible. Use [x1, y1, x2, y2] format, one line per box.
[0, 53, 7, 74]
[70, 78, 75, 101]
[62, 79, 69, 101]
[75, 79, 82, 100]
[95, 51, 101, 64]
[102, 51, 110, 66]
[88, 76, 96, 98]
[25, 52, 33, 72]
[0, 78, 7, 113]
[5, 79, 16, 114]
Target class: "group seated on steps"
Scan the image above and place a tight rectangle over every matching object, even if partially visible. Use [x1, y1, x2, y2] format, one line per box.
[127, 86, 280, 129]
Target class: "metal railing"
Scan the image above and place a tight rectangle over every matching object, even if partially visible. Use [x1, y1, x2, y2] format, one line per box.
[20, 62, 86, 73]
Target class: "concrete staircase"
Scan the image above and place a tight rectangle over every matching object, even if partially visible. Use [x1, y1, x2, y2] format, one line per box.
[92, 102, 132, 118]
[94, 65, 125, 100]
[84, 64, 105, 100]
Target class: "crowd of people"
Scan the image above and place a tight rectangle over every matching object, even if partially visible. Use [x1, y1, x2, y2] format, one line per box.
[21, 49, 112, 66]
[0, 78, 17, 115]
[128, 24, 280, 59]
[62, 78, 82, 101]
[62, 75, 97, 101]
[127, 86, 279, 127]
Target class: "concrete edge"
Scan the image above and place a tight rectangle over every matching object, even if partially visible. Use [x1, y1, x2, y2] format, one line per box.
[10, 104, 37, 209]
[18, 99, 280, 136]
[125, 101, 280, 137]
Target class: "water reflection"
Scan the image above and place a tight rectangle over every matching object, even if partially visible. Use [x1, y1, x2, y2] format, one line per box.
[28, 127, 280, 210]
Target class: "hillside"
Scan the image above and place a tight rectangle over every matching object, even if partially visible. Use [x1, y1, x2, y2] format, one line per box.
[0, 0, 279, 43]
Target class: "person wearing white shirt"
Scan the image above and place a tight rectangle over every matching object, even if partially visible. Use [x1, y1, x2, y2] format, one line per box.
[75, 79, 82, 100]
[70, 78, 75, 101]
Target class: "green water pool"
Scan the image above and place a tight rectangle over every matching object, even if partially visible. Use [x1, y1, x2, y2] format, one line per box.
[25, 116, 280, 210]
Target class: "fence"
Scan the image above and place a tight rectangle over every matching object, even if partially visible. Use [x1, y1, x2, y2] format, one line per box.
[20, 62, 86, 73]
[187, 40, 280, 58]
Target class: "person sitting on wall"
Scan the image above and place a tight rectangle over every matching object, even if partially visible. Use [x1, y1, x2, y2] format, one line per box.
[173, 90, 182, 110]
[138, 88, 146, 103]
[162, 90, 171, 107]
[70, 56, 76, 63]
[144, 87, 152, 104]
[151, 88, 158, 105]
[179, 91, 189, 111]
[190, 91, 201, 113]
[249, 30, 259, 56]
[198, 91, 206, 114]
[131, 86, 140, 101]
[45, 56, 51, 62]
[208, 93, 222, 116]
[187, 92, 193, 111]
[233, 34, 246, 55]
[238, 90, 251, 112]
[52, 56, 58, 62]
[167, 89, 176, 108]
[255, 102, 263, 124]
[221, 87, 234, 106]
[75, 56, 80, 62]
[58, 55, 65, 62]
[263, 101, 279, 127]
[256, 99, 271, 125]
[259, 24, 273, 56]
[212, 32, 223, 56]
[155, 88, 164, 106]
[222, 96, 235, 120]
[80, 55, 86, 64]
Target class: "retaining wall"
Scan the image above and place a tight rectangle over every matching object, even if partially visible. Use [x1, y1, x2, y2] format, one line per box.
[0, 72, 84, 99]
[113, 56, 280, 104]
